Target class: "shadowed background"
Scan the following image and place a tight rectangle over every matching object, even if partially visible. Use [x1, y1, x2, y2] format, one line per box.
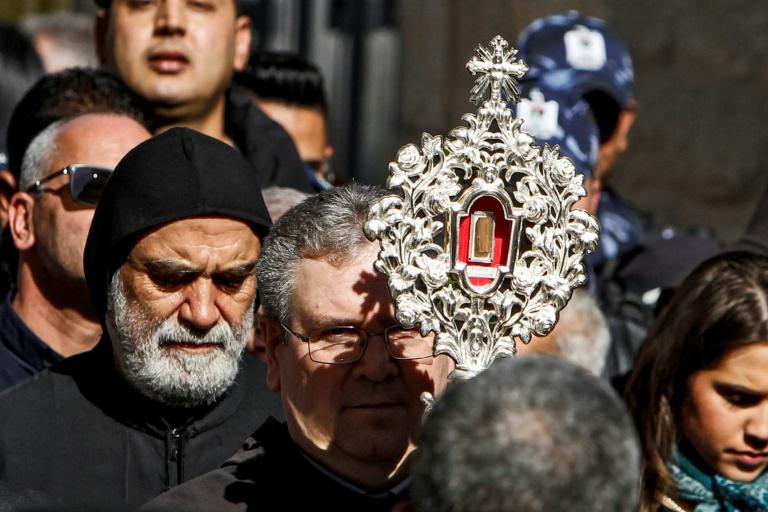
[2, 0, 766, 242]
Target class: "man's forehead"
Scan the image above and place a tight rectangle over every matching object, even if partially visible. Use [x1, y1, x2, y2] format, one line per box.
[293, 249, 394, 324]
[103, 0, 240, 13]
[128, 216, 260, 259]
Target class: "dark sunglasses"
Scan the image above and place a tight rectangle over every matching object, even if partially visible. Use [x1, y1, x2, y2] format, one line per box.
[25, 164, 113, 206]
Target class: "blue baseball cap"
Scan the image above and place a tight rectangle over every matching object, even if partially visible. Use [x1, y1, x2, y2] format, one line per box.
[517, 11, 634, 110]
[513, 83, 599, 179]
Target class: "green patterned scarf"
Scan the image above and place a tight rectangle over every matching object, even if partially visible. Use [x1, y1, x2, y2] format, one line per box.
[669, 448, 768, 511]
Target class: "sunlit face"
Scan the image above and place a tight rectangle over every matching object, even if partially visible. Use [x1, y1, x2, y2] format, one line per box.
[31, 114, 149, 286]
[680, 342, 768, 482]
[266, 243, 453, 485]
[107, 216, 261, 405]
[99, 0, 250, 119]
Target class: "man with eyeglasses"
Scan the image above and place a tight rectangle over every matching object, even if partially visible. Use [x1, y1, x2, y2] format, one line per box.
[0, 128, 282, 511]
[140, 184, 454, 511]
[0, 68, 150, 391]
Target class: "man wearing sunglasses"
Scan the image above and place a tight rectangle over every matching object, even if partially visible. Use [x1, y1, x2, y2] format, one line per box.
[0, 69, 150, 392]
[140, 184, 454, 511]
[0, 128, 282, 511]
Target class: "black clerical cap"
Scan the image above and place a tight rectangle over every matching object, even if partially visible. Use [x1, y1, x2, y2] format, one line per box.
[84, 127, 272, 319]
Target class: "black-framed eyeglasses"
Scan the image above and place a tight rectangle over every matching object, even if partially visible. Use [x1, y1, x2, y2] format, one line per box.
[25, 164, 113, 206]
[281, 323, 434, 364]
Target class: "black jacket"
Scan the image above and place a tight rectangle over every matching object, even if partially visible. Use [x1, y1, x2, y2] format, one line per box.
[140, 418, 408, 512]
[225, 87, 313, 193]
[0, 339, 283, 512]
[0, 298, 62, 392]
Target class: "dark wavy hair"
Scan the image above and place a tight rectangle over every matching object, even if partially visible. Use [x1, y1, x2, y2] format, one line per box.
[624, 251, 768, 511]
[235, 52, 327, 112]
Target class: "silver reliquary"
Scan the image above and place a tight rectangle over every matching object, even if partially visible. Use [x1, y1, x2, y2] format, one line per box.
[364, 36, 599, 380]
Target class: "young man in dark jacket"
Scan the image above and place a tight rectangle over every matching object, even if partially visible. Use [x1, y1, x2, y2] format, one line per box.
[95, 0, 312, 192]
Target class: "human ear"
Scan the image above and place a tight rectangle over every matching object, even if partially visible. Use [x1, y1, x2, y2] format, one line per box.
[261, 316, 283, 392]
[232, 16, 251, 72]
[0, 171, 18, 229]
[8, 193, 35, 251]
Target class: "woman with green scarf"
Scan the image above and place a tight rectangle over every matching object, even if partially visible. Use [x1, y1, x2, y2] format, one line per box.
[625, 252, 768, 512]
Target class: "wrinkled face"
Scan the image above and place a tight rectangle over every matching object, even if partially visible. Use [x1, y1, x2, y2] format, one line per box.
[681, 343, 768, 482]
[98, 0, 250, 119]
[32, 114, 149, 285]
[106, 216, 261, 406]
[266, 243, 454, 481]
[257, 101, 332, 179]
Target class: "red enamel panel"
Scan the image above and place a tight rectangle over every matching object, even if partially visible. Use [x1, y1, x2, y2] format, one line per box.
[457, 195, 512, 287]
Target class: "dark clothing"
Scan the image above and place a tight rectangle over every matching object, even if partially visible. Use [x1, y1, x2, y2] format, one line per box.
[0, 298, 62, 392]
[140, 418, 407, 512]
[225, 87, 314, 193]
[0, 339, 283, 512]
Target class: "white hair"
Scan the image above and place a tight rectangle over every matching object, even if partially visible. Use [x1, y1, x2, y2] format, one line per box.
[553, 289, 611, 375]
[19, 119, 63, 191]
[105, 271, 252, 407]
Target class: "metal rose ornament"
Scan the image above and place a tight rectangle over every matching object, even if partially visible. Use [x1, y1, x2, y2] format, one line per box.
[364, 35, 599, 380]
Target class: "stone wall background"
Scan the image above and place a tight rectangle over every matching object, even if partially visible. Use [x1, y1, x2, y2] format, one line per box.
[398, 0, 768, 242]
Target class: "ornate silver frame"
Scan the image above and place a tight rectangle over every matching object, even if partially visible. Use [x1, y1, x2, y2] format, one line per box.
[365, 36, 599, 381]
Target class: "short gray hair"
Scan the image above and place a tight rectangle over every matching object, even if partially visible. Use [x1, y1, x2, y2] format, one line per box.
[551, 289, 611, 375]
[413, 356, 641, 512]
[19, 119, 62, 191]
[256, 184, 385, 325]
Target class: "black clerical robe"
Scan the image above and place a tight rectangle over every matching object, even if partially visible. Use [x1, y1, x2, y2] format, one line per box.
[0, 339, 283, 511]
[139, 418, 408, 512]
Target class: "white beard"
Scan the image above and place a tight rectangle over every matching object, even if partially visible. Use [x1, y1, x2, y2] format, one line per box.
[105, 272, 253, 408]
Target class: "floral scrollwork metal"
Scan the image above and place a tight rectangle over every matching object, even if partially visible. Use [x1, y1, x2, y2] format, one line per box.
[364, 36, 599, 380]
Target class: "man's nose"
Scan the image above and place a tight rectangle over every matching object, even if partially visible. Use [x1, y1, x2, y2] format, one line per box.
[179, 279, 221, 332]
[351, 334, 398, 382]
[154, 0, 187, 36]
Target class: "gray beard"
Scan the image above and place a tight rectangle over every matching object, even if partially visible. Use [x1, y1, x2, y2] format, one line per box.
[105, 272, 252, 408]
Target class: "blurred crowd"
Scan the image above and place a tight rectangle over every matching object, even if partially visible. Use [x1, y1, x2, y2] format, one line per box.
[0, 2, 766, 511]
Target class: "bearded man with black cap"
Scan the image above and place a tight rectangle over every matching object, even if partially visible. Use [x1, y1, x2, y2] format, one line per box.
[0, 128, 283, 511]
